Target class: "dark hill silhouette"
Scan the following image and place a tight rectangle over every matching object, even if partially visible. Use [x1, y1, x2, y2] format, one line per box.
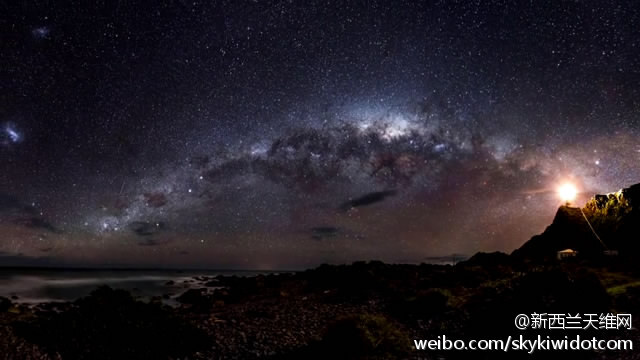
[513, 183, 640, 260]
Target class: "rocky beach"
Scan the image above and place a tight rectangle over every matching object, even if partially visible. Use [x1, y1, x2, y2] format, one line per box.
[1, 257, 640, 360]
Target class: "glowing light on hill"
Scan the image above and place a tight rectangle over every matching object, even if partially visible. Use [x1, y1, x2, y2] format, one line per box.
[557, 183, 578, 203]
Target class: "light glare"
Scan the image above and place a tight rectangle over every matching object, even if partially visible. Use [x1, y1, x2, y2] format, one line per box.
[557, 183, 578, 203]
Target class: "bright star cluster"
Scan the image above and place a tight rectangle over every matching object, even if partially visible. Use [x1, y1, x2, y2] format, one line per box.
[1, 123, 22, 147]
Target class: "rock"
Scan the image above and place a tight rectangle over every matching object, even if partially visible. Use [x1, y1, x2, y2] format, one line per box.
[513, 182, 640, 261]
[460, 251, 511, 267]
[177, 288, 212, 311]
[512, 205, 607, 260]
[0, 296, 11, 312]
[12, 286, 211, 359]
[204, 280, 219, 287]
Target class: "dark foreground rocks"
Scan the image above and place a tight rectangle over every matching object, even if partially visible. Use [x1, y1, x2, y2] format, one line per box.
[1, 260, 640, 360]
[10, 286, 210, 360]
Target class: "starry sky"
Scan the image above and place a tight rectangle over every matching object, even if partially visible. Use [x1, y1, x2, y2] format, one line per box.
[1, 1, 640, 269]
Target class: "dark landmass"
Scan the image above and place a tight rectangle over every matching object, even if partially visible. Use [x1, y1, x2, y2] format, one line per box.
[514, 183, 640, 260]
[1, 258, 639, 360]
[2, 184, 640, 359]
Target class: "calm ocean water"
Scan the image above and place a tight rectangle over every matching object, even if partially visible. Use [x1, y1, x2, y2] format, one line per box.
[0, 269, 267, 304]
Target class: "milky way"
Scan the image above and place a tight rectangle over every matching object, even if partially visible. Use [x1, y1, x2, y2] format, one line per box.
[1, 1, 639, 269]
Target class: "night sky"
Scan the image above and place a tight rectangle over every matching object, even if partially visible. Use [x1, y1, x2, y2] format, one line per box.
[1, 1, 640, 269]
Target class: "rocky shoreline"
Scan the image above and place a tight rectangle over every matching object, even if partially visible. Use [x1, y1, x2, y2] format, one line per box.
[1, 259, 640, 359]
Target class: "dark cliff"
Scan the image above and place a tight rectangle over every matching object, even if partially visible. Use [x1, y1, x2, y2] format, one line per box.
[513, 183, 640, 260]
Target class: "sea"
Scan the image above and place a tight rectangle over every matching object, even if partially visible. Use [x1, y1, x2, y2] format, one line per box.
[0, 268, 269, 305]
